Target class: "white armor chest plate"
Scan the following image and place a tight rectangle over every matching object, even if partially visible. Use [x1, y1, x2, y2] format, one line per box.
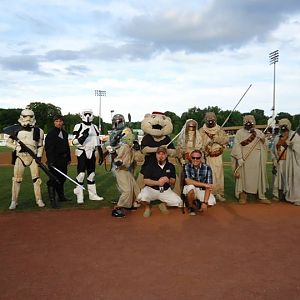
[17, 130, 37, 153]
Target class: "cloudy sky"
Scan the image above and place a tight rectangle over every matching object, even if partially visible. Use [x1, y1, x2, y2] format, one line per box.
[1, 0, 300, 123]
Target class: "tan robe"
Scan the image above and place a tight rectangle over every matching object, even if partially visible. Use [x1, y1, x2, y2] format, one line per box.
[199, 124, 228, 196]
[231, 128, 268, 199]
[271, 135, 287, 198]
[284, 132, 300, 202]
[114, 144, 140, 208]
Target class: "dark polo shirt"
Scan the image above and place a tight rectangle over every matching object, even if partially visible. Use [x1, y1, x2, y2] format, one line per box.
[143, 160, 176, 191]
[140, 134, 175, 174]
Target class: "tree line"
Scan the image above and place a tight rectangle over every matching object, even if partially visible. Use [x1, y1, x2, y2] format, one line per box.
[0, 102, 299, 135]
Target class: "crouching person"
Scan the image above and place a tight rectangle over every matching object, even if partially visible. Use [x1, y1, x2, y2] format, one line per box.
[183, 150, 216, 216]
[138, 146, 182, 218]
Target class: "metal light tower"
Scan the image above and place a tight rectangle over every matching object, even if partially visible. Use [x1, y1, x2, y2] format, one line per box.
[269, 50, 279, 121]
[94, 90, 106, 132]
[110, 110, 114, 121]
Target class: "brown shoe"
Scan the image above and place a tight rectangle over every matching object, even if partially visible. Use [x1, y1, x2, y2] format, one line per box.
[143, 207, 152, 218]
[239, 192, 247, 204]
[158, 203, 169, 214]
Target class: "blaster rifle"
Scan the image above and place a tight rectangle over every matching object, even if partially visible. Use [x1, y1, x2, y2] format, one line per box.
[10, 135, 60, 184]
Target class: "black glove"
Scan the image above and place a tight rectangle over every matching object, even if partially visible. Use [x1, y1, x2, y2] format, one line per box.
[78, 128, 90, 144]
[114, 160, 123, 167]
[132, 140, 140, 151]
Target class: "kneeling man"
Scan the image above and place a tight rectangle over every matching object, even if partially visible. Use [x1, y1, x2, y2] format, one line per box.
[183, 150, 216, 216]
[138, 146, 182, 217]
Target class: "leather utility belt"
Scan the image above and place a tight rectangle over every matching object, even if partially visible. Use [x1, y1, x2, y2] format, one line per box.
[240, 131, 256, 146]
[207, 148, 224, 157]
[118, 166, 129, 171]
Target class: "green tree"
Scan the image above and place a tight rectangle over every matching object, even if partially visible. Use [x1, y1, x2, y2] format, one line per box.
[63, 113, 81, 133]
[292, 114, 300, 130]
[249, 109, 268, 125]
[165, 111, 183, 136]
[28, 102, 61, 132]
[0, 108, 22, 132]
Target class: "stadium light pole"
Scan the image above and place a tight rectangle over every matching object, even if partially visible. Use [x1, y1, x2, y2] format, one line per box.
[269, 50, 279, 121]
[110, 110, 114, 121]
[94, 90, 106, 132]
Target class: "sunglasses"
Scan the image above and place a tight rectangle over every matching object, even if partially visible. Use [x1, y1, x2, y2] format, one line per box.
[191, 156, 201, 160]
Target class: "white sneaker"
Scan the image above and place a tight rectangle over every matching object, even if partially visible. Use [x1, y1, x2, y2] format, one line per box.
[133, 201, 141, 208]
[216, 194, 226, 202]
[37, 200, 45, 207]
[294, 201, 300, 206]
[9, 201, 17, 210]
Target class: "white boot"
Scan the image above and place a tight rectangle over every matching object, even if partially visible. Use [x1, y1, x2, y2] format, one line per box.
[36, 200, 45, 208]
[10, 178, 21, 210]
[9, 201, 17, 210]
[74, 186, 84, 204]
[88, 184, 104, 201]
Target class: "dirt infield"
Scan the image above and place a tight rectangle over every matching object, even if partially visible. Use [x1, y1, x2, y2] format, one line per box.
[1, 203, 300, 300]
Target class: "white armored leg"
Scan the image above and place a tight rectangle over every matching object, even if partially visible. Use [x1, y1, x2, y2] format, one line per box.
[87, 172, 103, 201]
[74, 172, 85, 204]
[88, 184, 104, 201]
[10, 177, 22, 210]
[33, 178, 45, 207]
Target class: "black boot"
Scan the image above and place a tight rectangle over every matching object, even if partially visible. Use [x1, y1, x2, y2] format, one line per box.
[47, 183, 59, 208]
[56, 185, 71, 202]
[279, 190, 286, 202]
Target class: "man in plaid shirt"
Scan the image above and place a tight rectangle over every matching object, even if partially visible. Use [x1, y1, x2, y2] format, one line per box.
[183, 150, 216, 215]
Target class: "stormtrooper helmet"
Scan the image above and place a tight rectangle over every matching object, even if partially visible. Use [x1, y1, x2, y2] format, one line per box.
[112, 114, 125, 130]
[18, 109, 36, 127]
[81, 109, 94, 123]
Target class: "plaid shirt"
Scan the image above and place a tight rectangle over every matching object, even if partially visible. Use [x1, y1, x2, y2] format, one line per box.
[184, 162, 213, 184]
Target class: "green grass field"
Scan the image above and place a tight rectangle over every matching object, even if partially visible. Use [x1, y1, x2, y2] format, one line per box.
[0, 148, 274, 212]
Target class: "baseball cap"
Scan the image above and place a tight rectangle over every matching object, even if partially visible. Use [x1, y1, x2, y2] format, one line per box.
[156, 146, 167, 154]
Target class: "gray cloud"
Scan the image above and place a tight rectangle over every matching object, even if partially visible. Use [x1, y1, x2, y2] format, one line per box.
[45, 50, 82, 61]
[0, 55, 40, 71]
[44, 42, 156, 62]
[66, 64, 90, 75]
[15, 13, 56, 35]
[119, 0, 300, 52]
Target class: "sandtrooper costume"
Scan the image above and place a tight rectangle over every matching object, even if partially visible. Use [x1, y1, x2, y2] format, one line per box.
[72, 109, 104, 204]
[6, 109, 45, 210]
[177, 119, 202, 164]
[199, 112, 228, 202]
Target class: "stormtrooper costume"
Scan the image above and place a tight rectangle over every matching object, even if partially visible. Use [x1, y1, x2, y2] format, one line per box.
[6, 109, 45, 210]
[72, 109, 104, 204]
